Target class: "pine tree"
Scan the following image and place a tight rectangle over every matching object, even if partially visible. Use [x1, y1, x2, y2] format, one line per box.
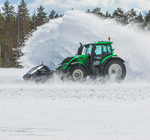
[55, 13, 59, 18]
[0, 13, 5, 40]
[14, 0, 31, 67]
[86, 9, 90, 13]
[0, 12, 4, 66]
[49, 10, 56, 19]
[134, 12, 144, 29]
[135, 12, 144, 23]
[30, 12, 37, 30]
[125, 9, 137, 24]
[92, 7, 103, 16]
[17, 0, 31, 43]
[113, 8, 127, 24]
[36, 5, 48, 26]
[1, 1, 20, 67]
[105, 11, 111, 18]
[144, 10, 150, 30]
[2, 0, 15, 19]
[2, 0, 16, 41]
[0, 13, 4, 29]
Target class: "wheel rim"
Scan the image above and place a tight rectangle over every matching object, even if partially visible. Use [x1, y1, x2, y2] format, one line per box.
[72, 69, 84, 81]
[108, 64, 123, 80]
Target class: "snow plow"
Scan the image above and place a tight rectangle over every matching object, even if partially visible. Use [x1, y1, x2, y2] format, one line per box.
[23, 39, 126, 82]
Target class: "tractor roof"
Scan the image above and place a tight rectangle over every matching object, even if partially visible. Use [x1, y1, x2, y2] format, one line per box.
[94, 41, 113, 45]
[82, 41, 113, 47]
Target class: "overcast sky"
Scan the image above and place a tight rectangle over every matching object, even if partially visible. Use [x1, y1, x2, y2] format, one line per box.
[0, 0, 150, 14]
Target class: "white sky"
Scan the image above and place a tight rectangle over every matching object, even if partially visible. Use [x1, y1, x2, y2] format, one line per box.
[0, 0, 150, 14]
[28, 0, 150, 12]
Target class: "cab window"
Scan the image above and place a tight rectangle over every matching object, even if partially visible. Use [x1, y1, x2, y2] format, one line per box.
[95, 45, 102, 55]
[86, 45, 92, 55]
[102, 45, 107, 53]
[107, 45, 112, 54]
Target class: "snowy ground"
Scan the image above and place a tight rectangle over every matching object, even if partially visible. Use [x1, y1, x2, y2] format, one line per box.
[0, 68, 150, 140]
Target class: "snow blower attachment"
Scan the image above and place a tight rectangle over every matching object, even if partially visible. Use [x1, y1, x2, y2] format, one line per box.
[23, 39, 126, 82]
[23, 64, 54, 82]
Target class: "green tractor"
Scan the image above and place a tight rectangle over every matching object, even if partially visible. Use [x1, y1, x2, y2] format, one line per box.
[57, 39, 126, 81]
[23, 39, 126, 82]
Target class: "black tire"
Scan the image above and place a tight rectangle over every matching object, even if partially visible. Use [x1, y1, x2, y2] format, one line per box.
[69, 65, 87, 81]
[103, 59, 126, 82]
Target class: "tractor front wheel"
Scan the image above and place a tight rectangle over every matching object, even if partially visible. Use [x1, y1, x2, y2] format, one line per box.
[70, 66, 86, 81]
[104, 59, 126, 82]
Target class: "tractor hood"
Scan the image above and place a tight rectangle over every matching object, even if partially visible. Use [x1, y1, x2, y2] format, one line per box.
[73, 54, 88, 60]
[60, 55, 88, 69]
[68, 55, 88, 65]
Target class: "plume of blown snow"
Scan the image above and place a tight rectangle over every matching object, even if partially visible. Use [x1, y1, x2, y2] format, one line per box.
[21, 10, 150, 82]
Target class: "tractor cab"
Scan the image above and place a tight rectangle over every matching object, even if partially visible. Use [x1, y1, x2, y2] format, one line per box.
[78, 41, 114, 65]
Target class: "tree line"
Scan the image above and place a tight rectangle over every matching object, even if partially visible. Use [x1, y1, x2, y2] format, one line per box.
[0, 0, 150, 67]
[0, 0, 62, 43]
[87, 7, 150, 30]
[0, 0, 62, 67]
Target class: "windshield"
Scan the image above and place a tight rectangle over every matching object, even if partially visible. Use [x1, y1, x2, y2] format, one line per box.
[82, 45, 92, 55]
[86, 45, 92, 55]
[27, 65, 44, 75]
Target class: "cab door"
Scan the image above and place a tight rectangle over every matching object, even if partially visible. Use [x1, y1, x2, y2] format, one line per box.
[93, 45, 103, 65]
[93, 44, 112, 65]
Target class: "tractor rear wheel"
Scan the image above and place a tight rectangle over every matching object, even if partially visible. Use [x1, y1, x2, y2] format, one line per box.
[103, 59, 126, 82]
[70, 66, 87, 81]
